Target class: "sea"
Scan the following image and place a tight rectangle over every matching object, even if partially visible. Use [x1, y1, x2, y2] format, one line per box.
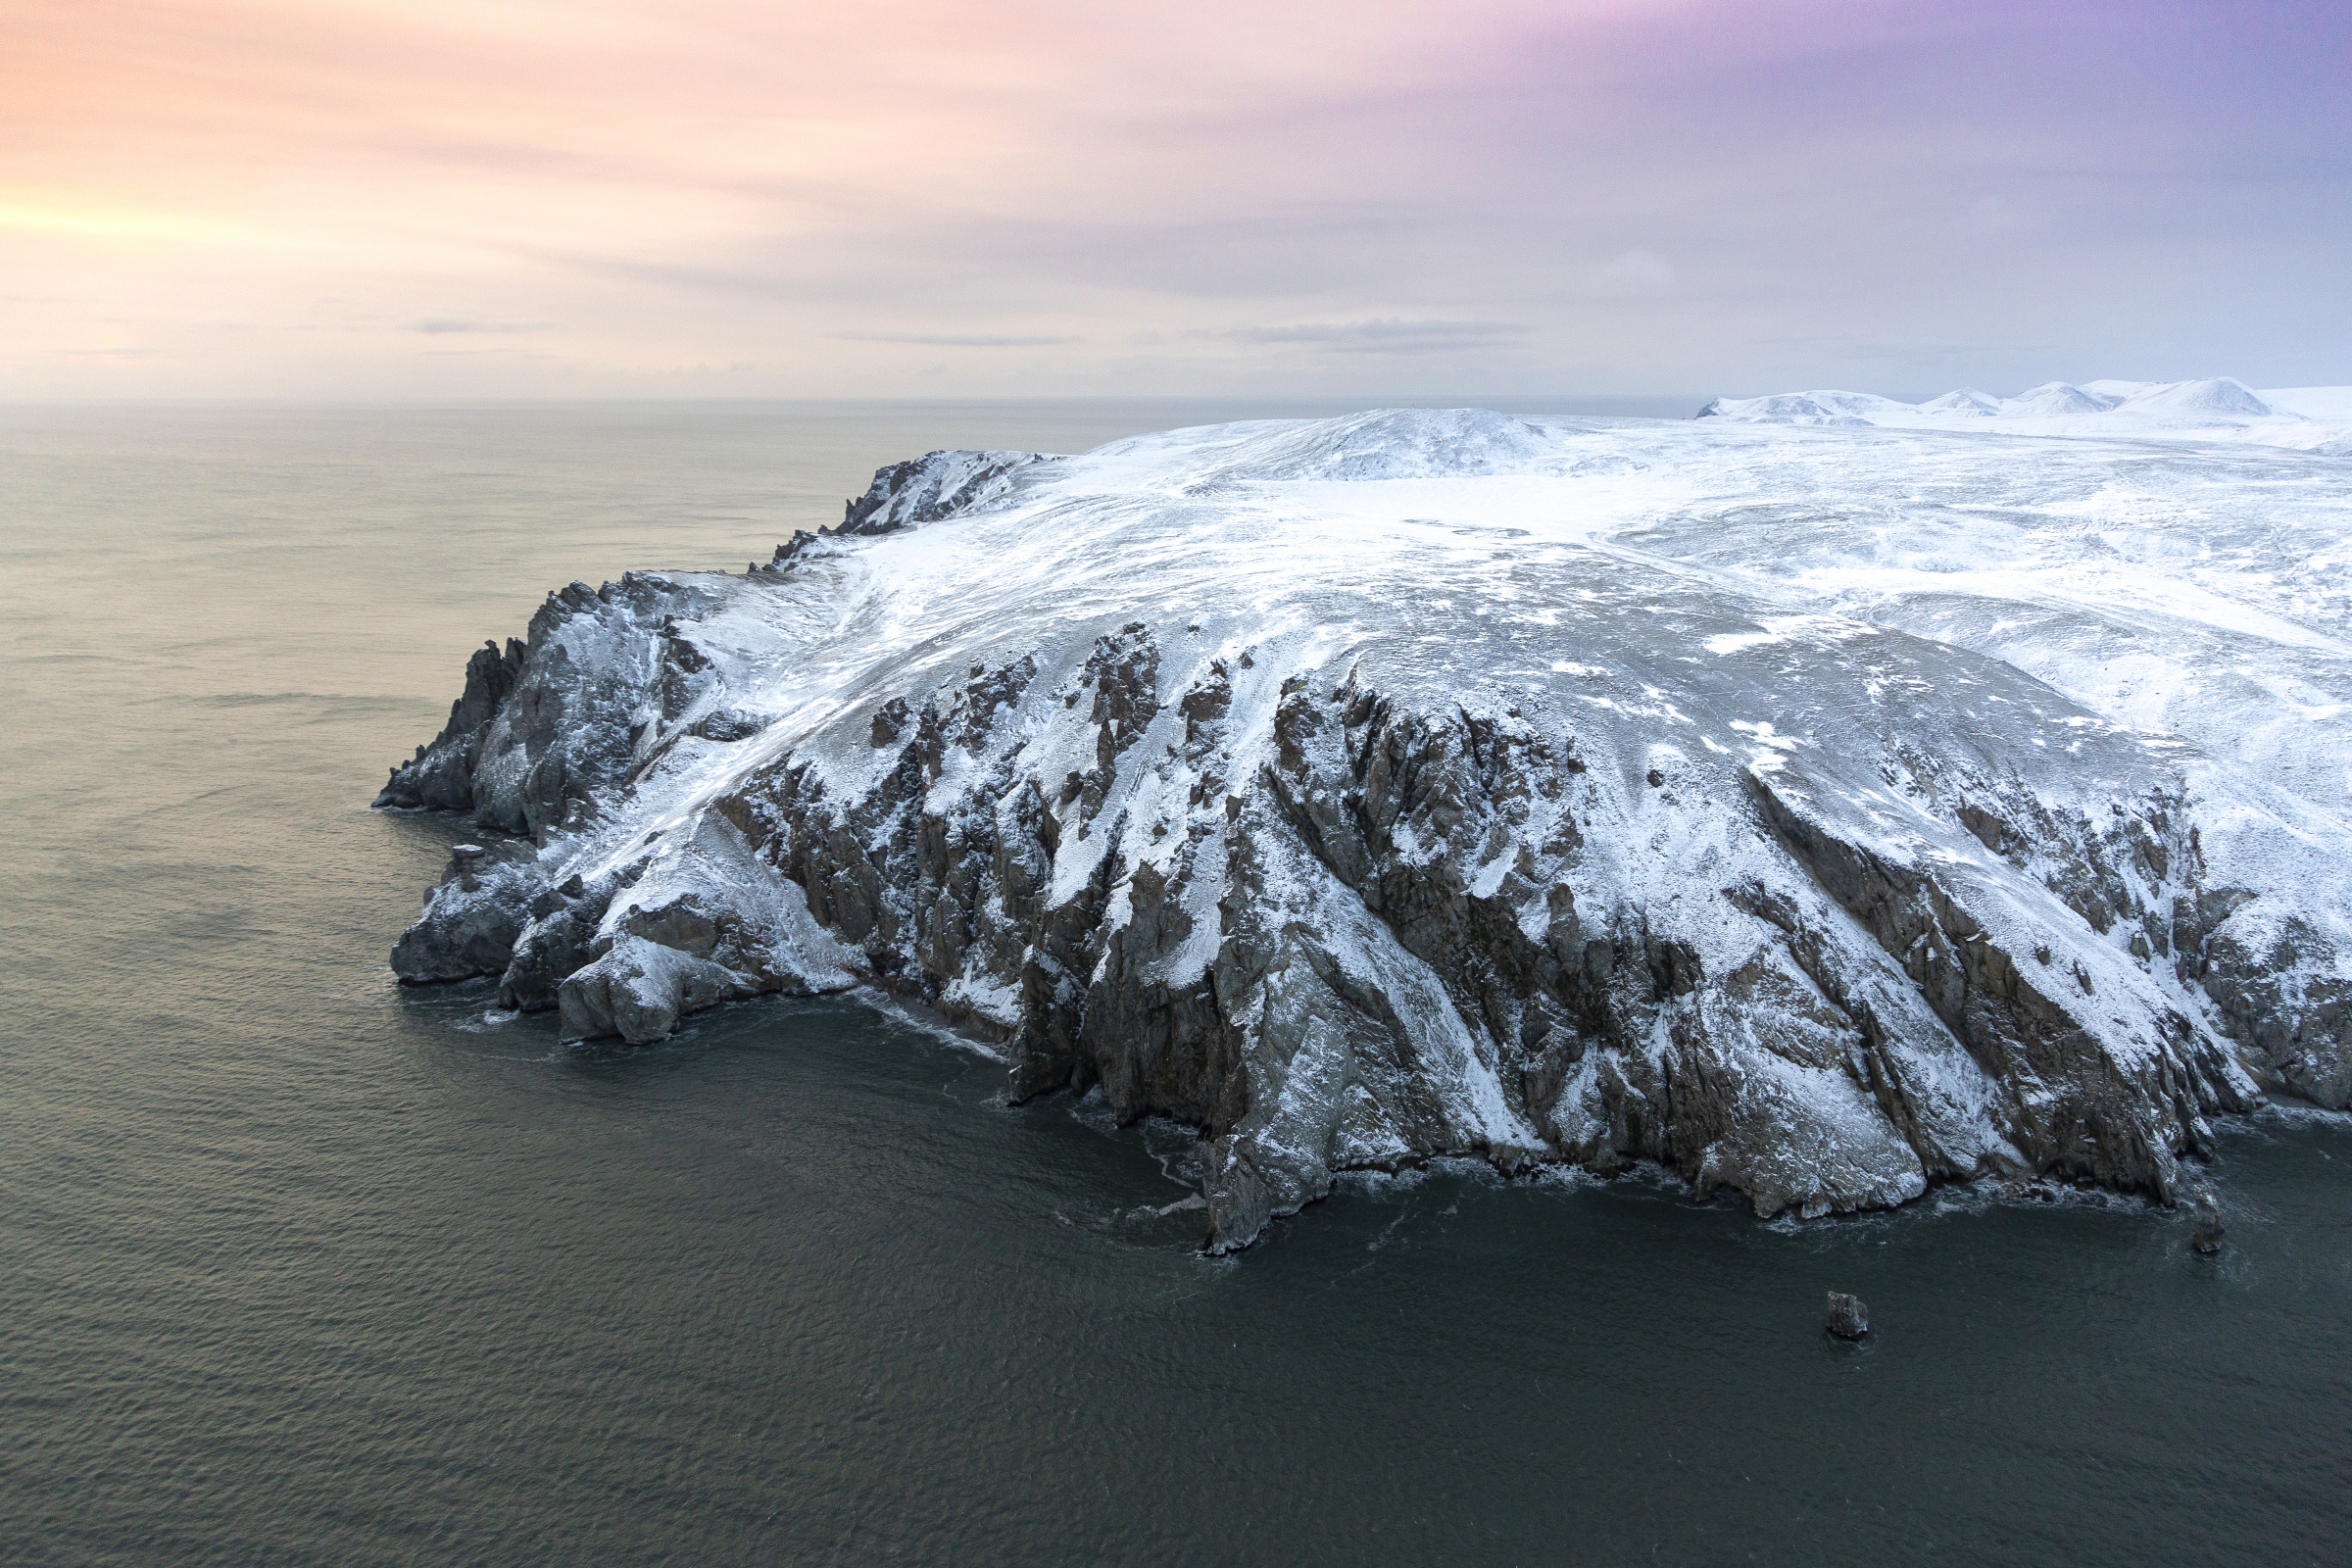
[3, 399, 2346, 1566]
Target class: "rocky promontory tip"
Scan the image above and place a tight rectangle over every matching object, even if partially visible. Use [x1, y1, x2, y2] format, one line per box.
[374, 404, 2352, 1250]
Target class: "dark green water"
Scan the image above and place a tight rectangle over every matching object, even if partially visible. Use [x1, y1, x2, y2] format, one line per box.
[3, 401, 2346, 1567]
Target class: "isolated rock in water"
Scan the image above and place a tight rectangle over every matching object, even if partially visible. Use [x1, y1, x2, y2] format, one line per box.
[378, 399, 2352, 1250]
[1826, 1292, 1870, 1339]
[2190, 1192, 2227, 1254]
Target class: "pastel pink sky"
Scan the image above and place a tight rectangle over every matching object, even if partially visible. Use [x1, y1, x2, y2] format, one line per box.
[5, 0, 2346, 398]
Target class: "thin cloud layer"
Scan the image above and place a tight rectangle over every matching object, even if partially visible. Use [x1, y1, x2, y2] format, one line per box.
[1206, 320, 1531, 356]
[834, 333, 1086, 348]
[3, 0, 2345, 398]
[413, 319, 552, 335]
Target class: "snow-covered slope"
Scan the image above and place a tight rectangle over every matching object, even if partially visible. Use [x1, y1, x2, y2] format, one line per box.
[379, 402, 2352, 1249]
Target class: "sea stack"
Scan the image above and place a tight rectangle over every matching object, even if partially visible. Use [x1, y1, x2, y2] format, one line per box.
[1825, 1292, 1870, 1339]
[2190, 1193, 2227, 1254]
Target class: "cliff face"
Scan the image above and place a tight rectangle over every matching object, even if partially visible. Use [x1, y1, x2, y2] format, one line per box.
[376, 407, 2352, 1250]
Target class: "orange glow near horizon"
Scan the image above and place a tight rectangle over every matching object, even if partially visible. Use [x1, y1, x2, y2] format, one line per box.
[3, 0, 2344, 398]
[11, 1, 1647, 393]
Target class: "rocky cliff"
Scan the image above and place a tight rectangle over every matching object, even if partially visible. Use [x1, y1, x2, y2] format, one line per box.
[377, 405, 2352, 1249]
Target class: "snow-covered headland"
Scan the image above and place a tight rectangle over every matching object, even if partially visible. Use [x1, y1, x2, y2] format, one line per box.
[379, 383, 2352, 1250]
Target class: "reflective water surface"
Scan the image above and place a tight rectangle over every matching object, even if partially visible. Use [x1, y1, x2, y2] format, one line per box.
[3, 401, 2345, 1566]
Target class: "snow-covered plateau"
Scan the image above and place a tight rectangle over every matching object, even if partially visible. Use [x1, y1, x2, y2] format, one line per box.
[380, 382, 2352, 1250]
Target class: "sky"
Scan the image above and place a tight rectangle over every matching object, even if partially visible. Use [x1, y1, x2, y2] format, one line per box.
[5, 0, 2347, 400]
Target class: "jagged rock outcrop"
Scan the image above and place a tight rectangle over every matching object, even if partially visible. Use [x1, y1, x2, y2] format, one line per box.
[377, 407, 2352, 1250]
[756, 449, 1061, 574]
[374, 641, 526, 811]
[839, 449, 1060, 535]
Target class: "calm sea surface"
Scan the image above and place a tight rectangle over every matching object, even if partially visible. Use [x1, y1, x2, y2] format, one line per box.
[3, 400, 2347, 1567]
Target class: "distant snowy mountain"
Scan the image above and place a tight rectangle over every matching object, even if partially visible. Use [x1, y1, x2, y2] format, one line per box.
[1699, 374, 2332, 440]
[379, 397, 2352, 1250]
[1918, 388, 2001, 416]
[2005, 380, 2122, 416]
